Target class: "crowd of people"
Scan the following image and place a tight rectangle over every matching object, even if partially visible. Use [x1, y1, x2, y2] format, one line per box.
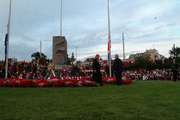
[0, 69, 47, 79]
[82, 58, 180, 82]
[81, 68, 180, 81]
[1, 56, 179, 83]
[122, 68, 180, 81]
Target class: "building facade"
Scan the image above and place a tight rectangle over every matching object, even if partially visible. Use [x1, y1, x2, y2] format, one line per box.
[129, 49, 164, 62]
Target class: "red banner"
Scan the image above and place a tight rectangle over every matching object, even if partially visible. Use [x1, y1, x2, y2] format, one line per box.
[9, 61, 12, 76]
[89, 62, 91, 70]
[23, 60, 26, 71]
[1, 61, 3, 71]
[31, 61, 33, 72]
[79, 61, 81, 68]
[16, 62, 19, 72]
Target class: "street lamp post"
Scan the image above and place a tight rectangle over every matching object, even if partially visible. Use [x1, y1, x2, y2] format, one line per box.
[76, 46, 77, 64]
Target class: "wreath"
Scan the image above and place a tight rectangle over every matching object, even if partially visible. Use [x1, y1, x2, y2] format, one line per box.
[48, 63, 55, 71]
[61, 68, 67, 76]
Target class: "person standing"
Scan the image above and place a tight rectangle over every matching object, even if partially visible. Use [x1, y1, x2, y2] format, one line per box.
[2, 68, 5, 78]
[0, 70, 2, 78]
[172, 59, 180, 82]
[113, 54, 123, 86]
[91, 54, 103, 86]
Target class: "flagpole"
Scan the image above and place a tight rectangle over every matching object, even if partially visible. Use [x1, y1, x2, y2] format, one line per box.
[122, 32, 125, 61]
[5, 0, 12, 78]
[40, 41, 42, 58]
[60, 0, 62, 36]
[107, 0, 111, 76]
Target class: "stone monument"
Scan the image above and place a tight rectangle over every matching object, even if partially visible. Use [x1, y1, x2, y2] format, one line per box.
[52, 36, 69, 77]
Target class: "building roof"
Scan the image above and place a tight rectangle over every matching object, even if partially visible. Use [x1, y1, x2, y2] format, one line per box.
[84, 58, 94, 62]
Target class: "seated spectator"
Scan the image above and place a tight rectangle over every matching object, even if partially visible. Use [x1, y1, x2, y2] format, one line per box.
[149, 74, 154, 80]
[143, 73, 147, 81]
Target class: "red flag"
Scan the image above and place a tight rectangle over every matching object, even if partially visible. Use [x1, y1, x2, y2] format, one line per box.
[1, 61, 3, 71]
[89, 62, 91, 70]
[9, 61, 12, 76]
[81, 72, 85, 79]
[16, 62, 19, 72]
[37, 59, 39, 66]
[51, 69, 56, 77]
[31, 61, 33, 72]
[23, 60, 26, 71]
[37, 59, 39, 70]
[107, 41, 110, 65]
[79, 61, 81, 68]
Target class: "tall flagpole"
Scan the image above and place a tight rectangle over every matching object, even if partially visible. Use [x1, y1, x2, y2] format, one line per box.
[122, 32, 125, 61]
[76, 46, 77, 63]
[5, 0, 12, 78]
[60, 0, 62, 36]
[40, 41, 42, 58]
[107, 0, 111, 76]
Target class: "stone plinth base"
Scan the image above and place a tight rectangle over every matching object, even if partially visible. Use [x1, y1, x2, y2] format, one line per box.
[54, 64, 69, 78]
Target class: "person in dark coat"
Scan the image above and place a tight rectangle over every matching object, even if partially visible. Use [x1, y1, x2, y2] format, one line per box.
[91, 54, 103, 86]
[172, 59, 180, 82]
[0, 71, 2, 78]
[113, 54, 123, 86]
[2, 68, 5, 78]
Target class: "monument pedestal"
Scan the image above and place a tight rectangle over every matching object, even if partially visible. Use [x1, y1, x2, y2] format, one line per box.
[53, 36, 69, 78]
[54, 64, 69, 78]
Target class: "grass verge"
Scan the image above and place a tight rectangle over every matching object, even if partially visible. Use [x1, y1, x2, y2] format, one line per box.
[0, 81, 180, 120]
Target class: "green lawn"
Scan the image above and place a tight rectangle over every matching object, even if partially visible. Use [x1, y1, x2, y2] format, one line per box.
[0, 81, 180, 120]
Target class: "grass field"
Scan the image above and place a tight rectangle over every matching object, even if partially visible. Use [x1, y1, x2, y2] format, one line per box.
[0, 81, 180, 120]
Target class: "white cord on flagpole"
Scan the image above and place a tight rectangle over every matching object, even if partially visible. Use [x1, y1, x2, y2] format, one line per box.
[5, 0, 12, 78]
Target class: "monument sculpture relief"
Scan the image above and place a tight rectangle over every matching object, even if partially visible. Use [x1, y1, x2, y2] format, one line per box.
[53, 40, 66, 64]
[52, 36, 69, 77]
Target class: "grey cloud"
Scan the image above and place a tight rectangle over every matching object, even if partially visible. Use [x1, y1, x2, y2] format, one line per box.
[0, 0, 180, 61]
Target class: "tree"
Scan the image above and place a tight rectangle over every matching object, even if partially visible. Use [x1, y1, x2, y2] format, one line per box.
[31, 52, 47, 61]
[169, 47, 180, 58]
[143, 53, 151, 61]
[6, 58, 12, 63]
[70, 52, 76, 63]
[31, 52, 49, 66]
[67, 54, 71, 65]
[133, 54, 151, 68]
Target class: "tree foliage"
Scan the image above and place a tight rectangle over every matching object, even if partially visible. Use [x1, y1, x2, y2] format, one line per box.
[67, 54, 71, 65]
[70, 52, 76, 63]
[31, 52, 47, 61]
[31, 52, 51, 66]
[31, 52, 73, 66]
[133, 54, 151, 68]
[169, 47, 180, 58]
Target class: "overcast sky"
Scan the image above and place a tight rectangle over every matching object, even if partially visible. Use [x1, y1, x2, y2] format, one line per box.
[0, 0, 180, 62]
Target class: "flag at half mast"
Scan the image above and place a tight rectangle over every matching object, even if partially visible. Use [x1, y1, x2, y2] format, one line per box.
[5, 0, 12, 79]
[4, 21, 9, 63]
[107, 34, 111, 65]
[107, 0, 111, 76]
